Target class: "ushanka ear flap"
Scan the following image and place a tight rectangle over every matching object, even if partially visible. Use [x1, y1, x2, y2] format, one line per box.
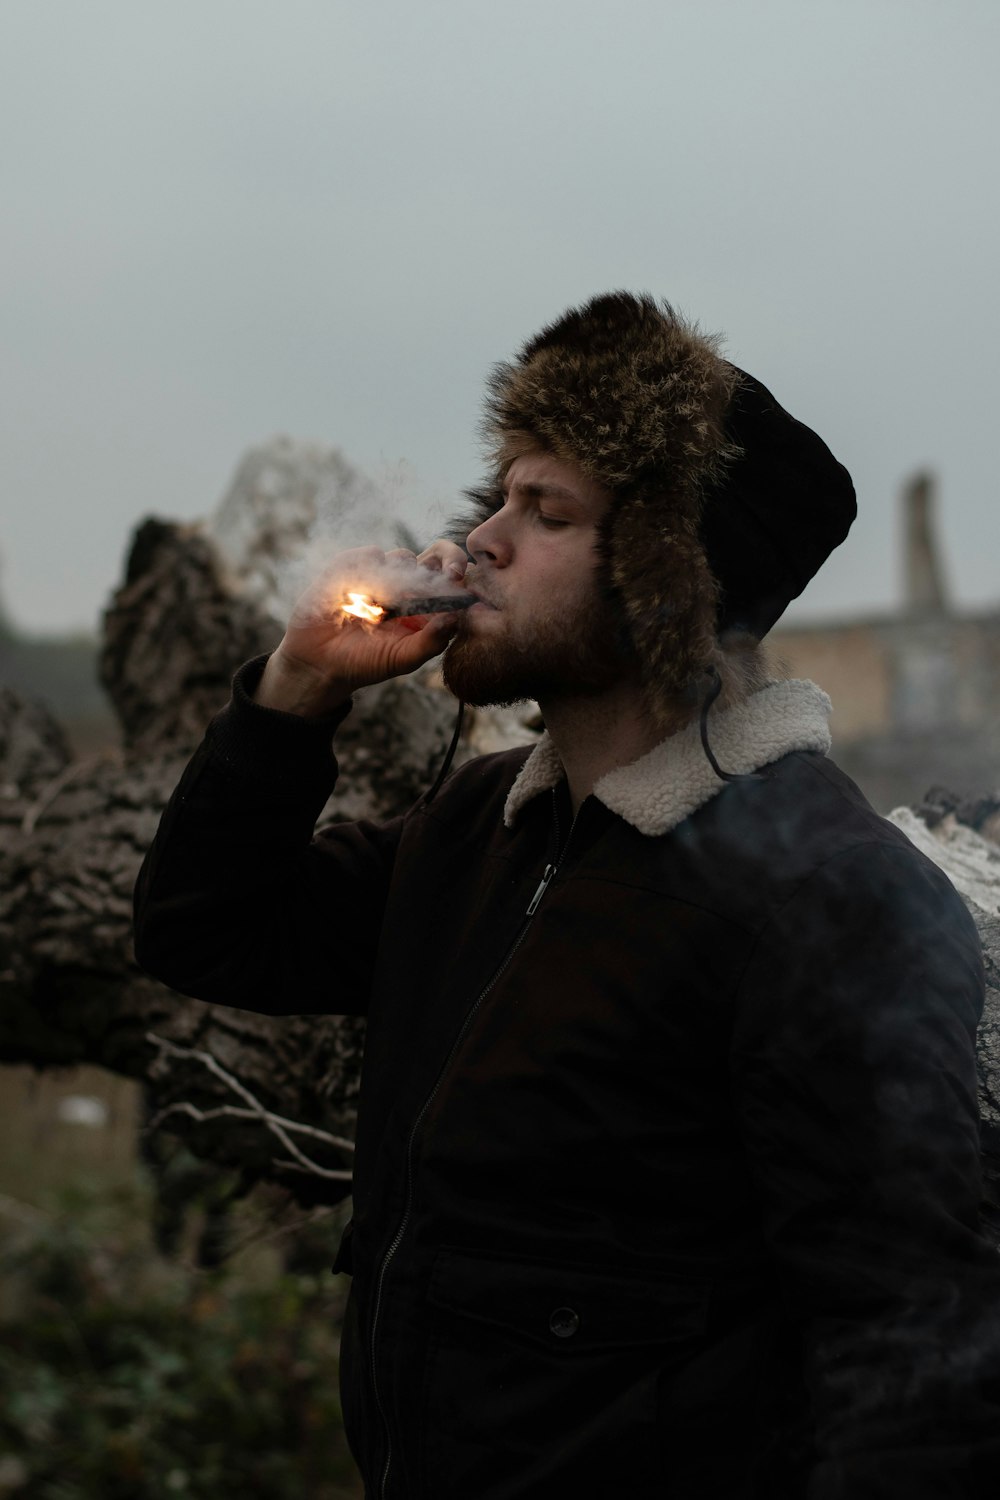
[470, 297, 743, 720]
[607, 493, 721, 715]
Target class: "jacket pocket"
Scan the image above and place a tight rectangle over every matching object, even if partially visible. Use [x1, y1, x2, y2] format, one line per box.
[419, 1246, 711, 1500]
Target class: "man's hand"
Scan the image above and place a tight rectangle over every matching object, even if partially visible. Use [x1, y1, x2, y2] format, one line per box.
[254, 543, 469, 718]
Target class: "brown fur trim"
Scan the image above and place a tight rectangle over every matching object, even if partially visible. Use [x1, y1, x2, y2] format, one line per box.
[472, 293, 743, 720]
[482, 297, 739, 492]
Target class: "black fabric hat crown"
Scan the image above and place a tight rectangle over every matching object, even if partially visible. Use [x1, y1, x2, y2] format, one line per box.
[699, 367, 857, 640]
[474, 291, 856, 706]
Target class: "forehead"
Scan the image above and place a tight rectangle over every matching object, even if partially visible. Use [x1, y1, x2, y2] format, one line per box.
[503, 452, 612, 518]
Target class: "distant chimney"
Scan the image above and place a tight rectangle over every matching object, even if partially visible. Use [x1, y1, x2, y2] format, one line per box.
[902, 471, 949, 614]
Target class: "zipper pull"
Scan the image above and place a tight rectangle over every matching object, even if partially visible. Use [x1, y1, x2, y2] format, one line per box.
[526, 863, 556, 917]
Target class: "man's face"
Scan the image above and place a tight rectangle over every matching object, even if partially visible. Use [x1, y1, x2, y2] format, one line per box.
[443, 451, 634, 707]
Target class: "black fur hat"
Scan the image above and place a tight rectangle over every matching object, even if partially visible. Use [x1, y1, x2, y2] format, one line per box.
[467, 291, 856, 708]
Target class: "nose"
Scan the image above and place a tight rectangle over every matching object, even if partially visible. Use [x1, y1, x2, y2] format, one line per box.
[466, 507, 512, 567]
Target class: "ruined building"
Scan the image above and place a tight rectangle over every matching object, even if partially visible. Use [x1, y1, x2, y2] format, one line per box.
[771, 473, 1000, 812]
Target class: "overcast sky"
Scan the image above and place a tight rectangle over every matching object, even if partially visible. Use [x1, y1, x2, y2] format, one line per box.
[2, 0, 998, 634]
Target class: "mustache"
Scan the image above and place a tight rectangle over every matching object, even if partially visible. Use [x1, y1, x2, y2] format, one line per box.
[465, 577, 500, 609]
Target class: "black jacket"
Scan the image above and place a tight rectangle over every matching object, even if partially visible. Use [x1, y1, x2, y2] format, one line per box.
[134, 664, 1000, 1499]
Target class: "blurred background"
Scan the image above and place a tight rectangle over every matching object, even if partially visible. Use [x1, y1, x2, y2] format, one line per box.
[2, 2, 998, 1495]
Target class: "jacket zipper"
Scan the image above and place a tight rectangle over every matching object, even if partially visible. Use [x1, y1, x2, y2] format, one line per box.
[524, 789, 580, 912]
[525, 862, 556, 915]
[370, 791, 580, 1498]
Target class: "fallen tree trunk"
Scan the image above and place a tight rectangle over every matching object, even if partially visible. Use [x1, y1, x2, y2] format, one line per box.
[1, 472, 455, 1204]
[2, 439, 999, 1224]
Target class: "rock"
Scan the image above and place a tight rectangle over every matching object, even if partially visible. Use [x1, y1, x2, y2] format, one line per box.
[887, 807, 1000, 918]
[890, 795, 1000, 1237]
[208, 435, 397, 622]
[1, 440, 454, 1205]
[0, 686, 72, 798]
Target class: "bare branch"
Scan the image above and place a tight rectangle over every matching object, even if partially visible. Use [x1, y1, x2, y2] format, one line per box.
[271, 1158, 352, 1182]
[147, 1099, 355, 1153]
[147, 1032, 355, 1182]
[21, 753, 120, 835]
[222, 1205, 340, 1264]
[0, 1192, 52, 1227]
[270, 1158, 353, 1181]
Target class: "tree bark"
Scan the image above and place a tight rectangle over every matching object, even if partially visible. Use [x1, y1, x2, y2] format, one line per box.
[1, 511, 454, 1205]
[2, 464, 999, 1226]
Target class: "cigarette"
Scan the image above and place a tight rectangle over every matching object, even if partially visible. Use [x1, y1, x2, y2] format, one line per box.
[381, 593, 478, 620]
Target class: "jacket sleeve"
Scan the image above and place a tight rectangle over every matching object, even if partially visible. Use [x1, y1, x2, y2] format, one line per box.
[133, 657, 405, 1016]
[730, 839, 1000, 1499]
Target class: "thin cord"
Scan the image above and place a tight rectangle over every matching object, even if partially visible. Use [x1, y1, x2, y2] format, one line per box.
[430, 681, 748, 801]
[699, 667, 745, 783]
[424, 701, 466, 803]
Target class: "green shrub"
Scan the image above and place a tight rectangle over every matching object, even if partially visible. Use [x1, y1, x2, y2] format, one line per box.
[0, 1181, 362, 1499]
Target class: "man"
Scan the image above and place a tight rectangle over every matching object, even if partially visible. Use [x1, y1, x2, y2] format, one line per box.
[134, 293, 1000, 1498]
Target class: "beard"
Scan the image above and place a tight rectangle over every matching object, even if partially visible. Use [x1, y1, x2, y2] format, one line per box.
[442, 591, 636, 707]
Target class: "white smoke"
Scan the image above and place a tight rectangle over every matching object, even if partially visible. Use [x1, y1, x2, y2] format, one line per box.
[207, 437, 464, 624]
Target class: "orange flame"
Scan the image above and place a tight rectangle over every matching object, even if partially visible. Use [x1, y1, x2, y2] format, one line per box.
[340, 590, 385, 623]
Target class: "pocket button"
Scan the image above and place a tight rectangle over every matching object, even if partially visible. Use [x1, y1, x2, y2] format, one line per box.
[548, 1306, 580, 1339]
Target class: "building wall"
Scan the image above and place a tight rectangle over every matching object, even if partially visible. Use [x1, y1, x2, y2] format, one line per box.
[770, 609, 1000, 747]
[770, 623, 893, 741]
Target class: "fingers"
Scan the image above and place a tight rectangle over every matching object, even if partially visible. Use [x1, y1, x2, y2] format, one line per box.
[281, 543, 466, 678]
[416, 539, 468, 583]
[386, 610, 460, 670]
[294, 546, 390, 622]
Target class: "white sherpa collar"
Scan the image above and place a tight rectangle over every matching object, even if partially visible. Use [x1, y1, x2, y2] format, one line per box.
[503, 678, 832, 836]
